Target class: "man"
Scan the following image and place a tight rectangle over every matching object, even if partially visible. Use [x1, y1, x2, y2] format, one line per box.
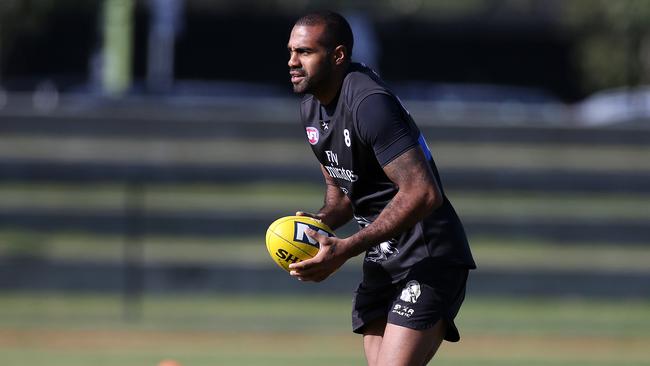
[286, 11, 476, 366]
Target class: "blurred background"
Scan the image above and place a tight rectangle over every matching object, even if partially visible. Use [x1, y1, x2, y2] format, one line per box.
[0, 0, 648, 365]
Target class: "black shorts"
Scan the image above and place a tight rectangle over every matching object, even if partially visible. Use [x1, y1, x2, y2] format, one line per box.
[351, 260, 469, 342]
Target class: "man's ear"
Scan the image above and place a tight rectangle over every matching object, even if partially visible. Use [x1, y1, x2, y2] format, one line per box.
[333, 45, 347, 65]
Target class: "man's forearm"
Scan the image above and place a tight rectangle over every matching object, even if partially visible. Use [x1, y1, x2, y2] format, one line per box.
[317, 183, 353, 230]
[339, 147, 440, 258]
[340, 189, 429, 258]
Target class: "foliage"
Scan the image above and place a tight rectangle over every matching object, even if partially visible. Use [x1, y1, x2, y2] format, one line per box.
[0, 0, 100, 82]
[562, 0, 650, 91]
[2, 0, 650, 95]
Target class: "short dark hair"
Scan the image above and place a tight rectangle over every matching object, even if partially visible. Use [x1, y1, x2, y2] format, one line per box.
[295, 11, 354, 58]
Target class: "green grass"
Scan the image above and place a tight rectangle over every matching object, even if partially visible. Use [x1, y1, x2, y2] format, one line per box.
[0, 293, 648, 366]
[0, 180, 648, 365]
[2, 293, 648, 338]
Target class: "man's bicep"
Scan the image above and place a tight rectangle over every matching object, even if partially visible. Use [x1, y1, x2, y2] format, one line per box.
[356, 93, 418, 167]
[383, 147, 437, 192]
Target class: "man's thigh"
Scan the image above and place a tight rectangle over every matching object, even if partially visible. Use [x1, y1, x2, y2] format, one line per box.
[362, 317, 386, 366]
[376, 320, 446, 366]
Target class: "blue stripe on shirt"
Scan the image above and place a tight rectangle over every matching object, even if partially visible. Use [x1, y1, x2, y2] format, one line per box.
[418, 133, 433, 161]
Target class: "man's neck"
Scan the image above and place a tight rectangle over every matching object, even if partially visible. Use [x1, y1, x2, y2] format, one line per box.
[314, 64, 348, 105]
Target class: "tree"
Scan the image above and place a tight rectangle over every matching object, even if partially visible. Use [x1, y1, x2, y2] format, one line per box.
[563, 0, 650, 93]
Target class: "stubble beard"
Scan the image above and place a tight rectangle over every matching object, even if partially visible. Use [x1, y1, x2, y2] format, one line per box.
[292, 57, 333, 95]
[292, 71, 324, 95]
[292, 77, 310, 94]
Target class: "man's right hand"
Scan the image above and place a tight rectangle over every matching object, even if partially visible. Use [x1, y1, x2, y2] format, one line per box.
[295, 211, 323, 221]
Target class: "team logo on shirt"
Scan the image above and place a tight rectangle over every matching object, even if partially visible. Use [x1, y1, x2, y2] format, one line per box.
[365, 241, 399, 262]
[356, 216, 399, 263]
[306, 127, 319, 145]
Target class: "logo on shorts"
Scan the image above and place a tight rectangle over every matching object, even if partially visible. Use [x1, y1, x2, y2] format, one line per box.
[392, 304, 415, 318]
[306, 127, 319, 145]
[400, 280, 421, 303]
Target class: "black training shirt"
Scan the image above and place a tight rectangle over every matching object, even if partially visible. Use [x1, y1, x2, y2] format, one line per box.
[300, 63, 475, 286]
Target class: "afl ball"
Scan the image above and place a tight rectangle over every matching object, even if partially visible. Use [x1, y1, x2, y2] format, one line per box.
[265, 215, 335, 272]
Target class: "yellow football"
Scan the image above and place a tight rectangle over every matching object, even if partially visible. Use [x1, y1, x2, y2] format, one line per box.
[265, 215, 335, 272]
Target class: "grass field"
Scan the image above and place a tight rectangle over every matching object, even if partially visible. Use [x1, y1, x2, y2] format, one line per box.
[1, 144, 648, 366]
[0, 293, 649, 366]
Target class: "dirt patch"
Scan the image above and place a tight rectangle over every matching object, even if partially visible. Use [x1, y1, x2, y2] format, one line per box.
[0, 328, 359, 353]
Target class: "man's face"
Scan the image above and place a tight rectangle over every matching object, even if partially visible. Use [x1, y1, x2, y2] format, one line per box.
[287, 24, 334, 95]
